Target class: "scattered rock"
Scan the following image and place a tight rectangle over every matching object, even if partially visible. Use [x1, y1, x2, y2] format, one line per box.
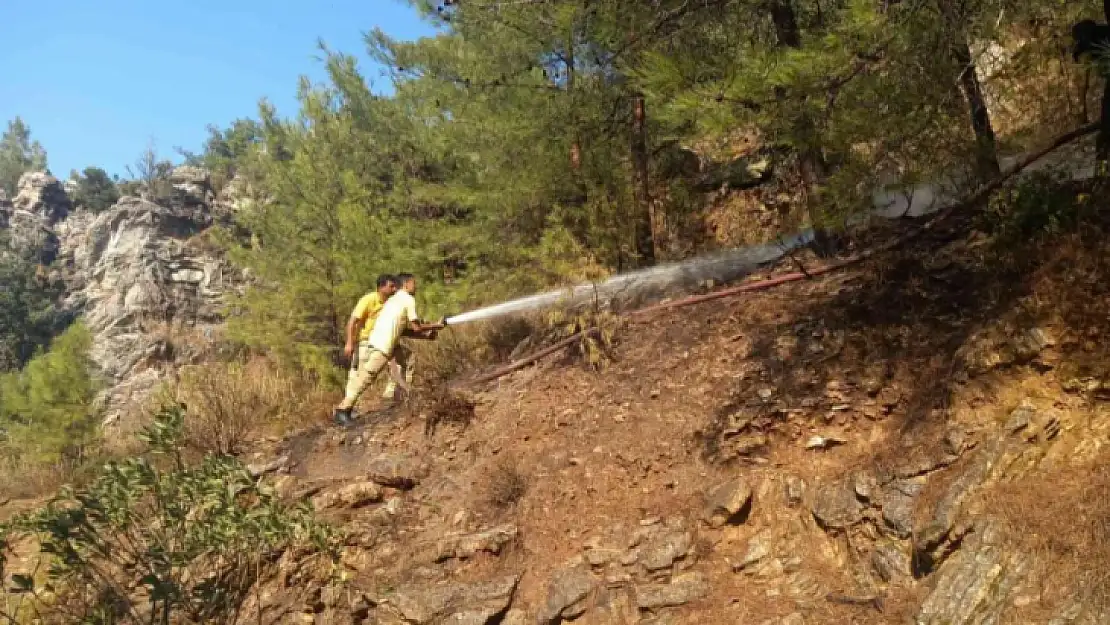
[310, 481, 383, 510]
[733, 531, 771, 572]
[431, 524, 518, 562]
[958, 321, 1055, 375]
[805, 435, 846, 450]
[248, 455, 291, 478]
[811, 477, 865, 530]
[702, 478, 753, 527]
[365, 454, 420, 489]
[377, 572, 522, 625]
[784, 476, 806, 506]
[538, 565, 596, 624]
[635, 572, 709, 610]
[639, 528, 693, 572]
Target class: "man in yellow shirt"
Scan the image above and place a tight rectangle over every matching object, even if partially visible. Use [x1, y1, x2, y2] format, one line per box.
[340, 274, 396, 424]
[335, 273, 444, 425]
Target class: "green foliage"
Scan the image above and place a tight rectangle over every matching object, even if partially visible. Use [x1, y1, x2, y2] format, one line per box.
[197, 0, 1098, 383]
[125, 142, 175, 202]
[0, 404, 336, 624]
[71, 166, 121, 212]
[179, 119, 264, 193]
[985, 170, 1086, 242]
[0, 117, 48, 196]
[0, 246, 68, 371]
[0, 323, 100, 465]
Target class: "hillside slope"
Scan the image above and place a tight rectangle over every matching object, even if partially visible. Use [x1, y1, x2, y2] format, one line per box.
[226, 210, 1110, 624]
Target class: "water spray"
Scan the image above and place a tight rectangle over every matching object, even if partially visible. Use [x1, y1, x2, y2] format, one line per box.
[439, 230, 818, 328]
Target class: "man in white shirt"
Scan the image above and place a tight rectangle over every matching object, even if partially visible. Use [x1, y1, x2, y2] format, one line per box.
[333, 273, 443, 425]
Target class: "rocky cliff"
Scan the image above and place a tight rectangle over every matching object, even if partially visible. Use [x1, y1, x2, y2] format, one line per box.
[0, 168, 240, 426]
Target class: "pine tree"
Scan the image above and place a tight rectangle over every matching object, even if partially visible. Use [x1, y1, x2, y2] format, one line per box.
[0, 117, 48, 196]
[72, 166, 121, 212]
[0, 323, 100, 464]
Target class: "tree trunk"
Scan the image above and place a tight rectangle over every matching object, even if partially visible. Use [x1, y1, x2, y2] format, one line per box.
[631, 93, 656, 264]
[953, 39, 1001, 179]
[770, 0, 836, 256]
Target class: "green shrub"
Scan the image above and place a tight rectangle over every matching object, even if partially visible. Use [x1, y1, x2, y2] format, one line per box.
[72, 166, 121, 212]
[0, 405, 336, 624]
[984, 170, 1085, 242]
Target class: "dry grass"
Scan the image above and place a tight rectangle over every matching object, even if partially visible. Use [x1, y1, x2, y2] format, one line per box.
[165, 357, 332, 455]
[988, 462, 1110, 620]
[418, 388, 477, 436]
[0, 452, 110, 505]
[485, 458, 528, 509]
[410, 314, 542, 388]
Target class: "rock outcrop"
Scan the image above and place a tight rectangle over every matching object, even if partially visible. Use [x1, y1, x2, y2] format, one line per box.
[0, 166, 240, 425]
[3, 172, 70, 263]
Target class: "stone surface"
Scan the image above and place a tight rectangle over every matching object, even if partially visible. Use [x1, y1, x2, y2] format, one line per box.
[914, 405, 1037, 571]
[366, 454, 421, 489]
[638, 528, 693, 571]
[377, 572, 521, 624]
[430, 524, 518, 562]
[635, 573, 709, 610]
[12, 171, 70, 222]
[4, 171, 69, 263]
[915, 521, 1029, 625]
[880, 478, 923, 539]
[538, 565, 596, 624]
[310, 481, 383, 509]
[871, 541, 910, 582]
[811, 477, 865, 529]
[702, 478, 753, 527]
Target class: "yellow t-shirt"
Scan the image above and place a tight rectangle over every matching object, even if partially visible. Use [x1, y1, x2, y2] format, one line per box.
[368, 289, 418, 356]
[351, 292, 386, 342]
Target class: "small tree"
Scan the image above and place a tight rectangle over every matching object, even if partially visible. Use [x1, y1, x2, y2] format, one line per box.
[72, 166, 121, 212]
[0, 322, 100, 465]
[126, 141, 175, 202]
[0, 117, 48, 196]
[0, 242, 67, 371]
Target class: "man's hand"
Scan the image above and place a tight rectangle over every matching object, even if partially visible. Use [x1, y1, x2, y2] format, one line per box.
[343, 341, 355, 361]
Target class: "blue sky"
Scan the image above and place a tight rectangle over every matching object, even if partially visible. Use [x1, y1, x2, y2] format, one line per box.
[0, 0, 436, 178]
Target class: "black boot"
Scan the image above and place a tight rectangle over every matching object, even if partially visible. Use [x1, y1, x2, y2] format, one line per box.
[333, 407, 353, 426]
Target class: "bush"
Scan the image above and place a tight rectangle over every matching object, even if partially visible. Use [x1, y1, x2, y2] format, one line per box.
[984, 169, 1086, 243]
[166, 357, 333, 455]
[0, 405, 336, 625]
[485, 458, 528, 509]
[72, 166, 121, 212]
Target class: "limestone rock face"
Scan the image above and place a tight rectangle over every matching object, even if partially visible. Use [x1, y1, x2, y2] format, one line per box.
[5, 172, 70, 263]
[13, 171, 70, 222]
[61, 191, 238, 419]
[1, 166, 241, 424]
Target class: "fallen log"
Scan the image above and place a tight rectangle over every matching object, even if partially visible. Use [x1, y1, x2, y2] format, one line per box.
[459, 328, 601, 387]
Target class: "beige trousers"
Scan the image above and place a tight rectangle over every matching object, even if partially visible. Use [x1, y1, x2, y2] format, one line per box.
[339, 344, 390, 410]
[383, 343, 415, 400]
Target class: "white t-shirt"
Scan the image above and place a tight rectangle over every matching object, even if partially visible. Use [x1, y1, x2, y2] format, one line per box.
[368, 289, 418, 356]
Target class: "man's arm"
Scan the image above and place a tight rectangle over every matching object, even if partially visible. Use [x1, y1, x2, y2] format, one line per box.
[344, 316, 363, 360]
[405, 299, 443, 337]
